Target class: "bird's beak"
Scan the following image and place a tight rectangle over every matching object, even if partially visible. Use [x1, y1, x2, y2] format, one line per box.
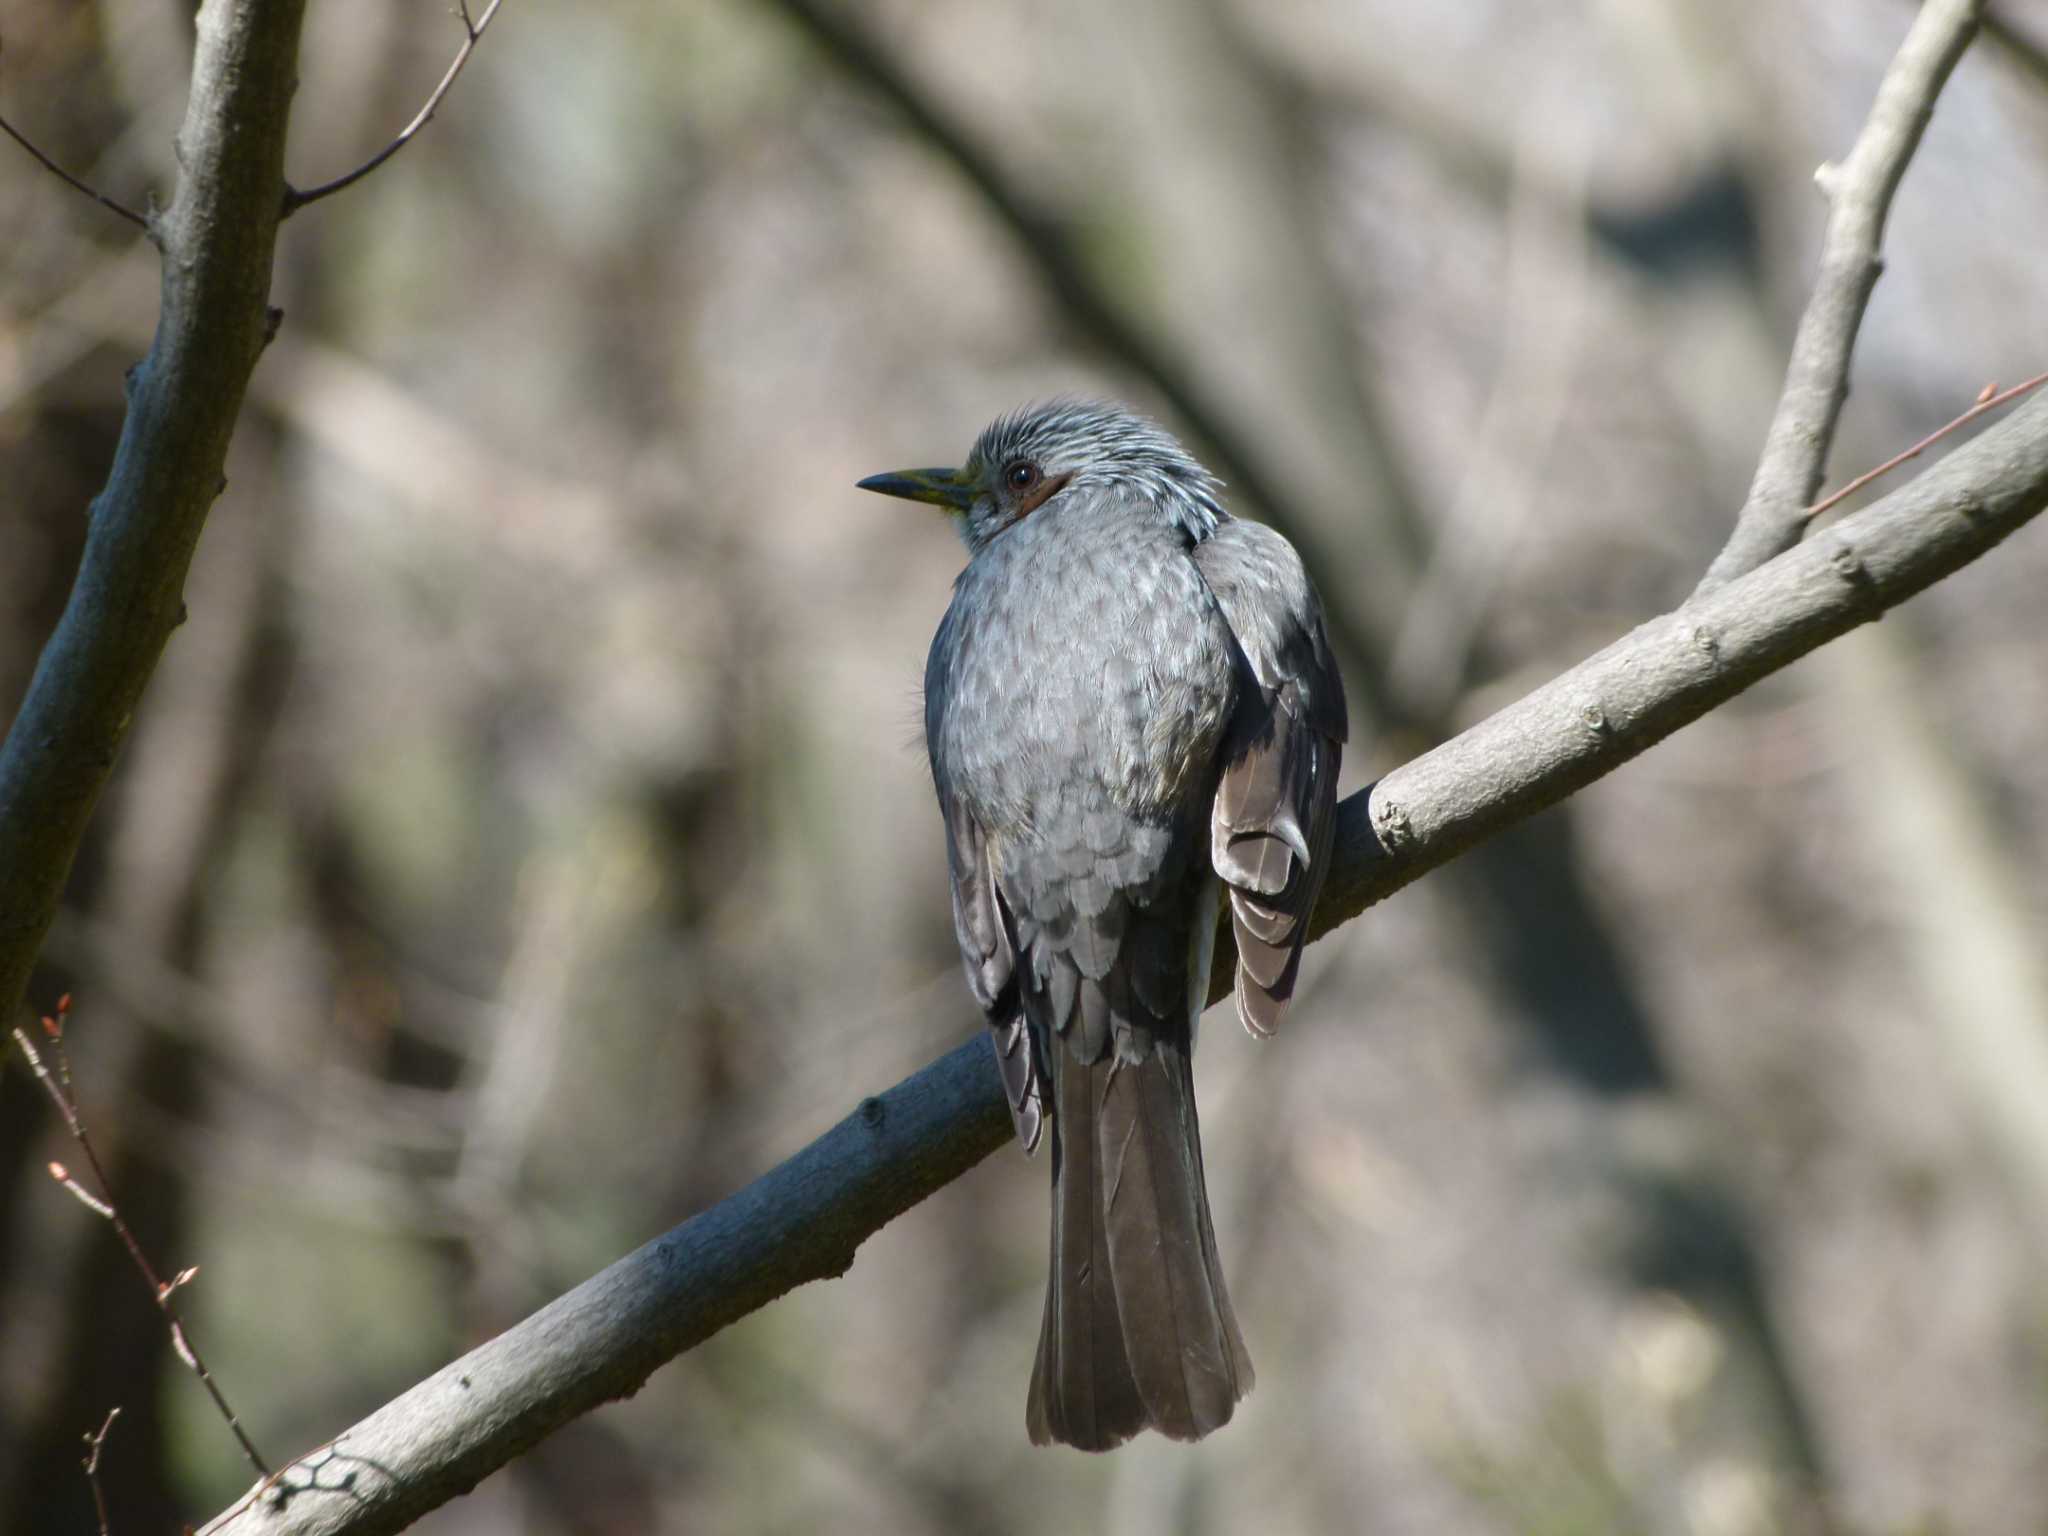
[856, 466, 977, 513]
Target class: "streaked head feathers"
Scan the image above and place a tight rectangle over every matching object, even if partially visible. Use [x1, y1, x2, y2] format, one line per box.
[859, 398, 1227, 552]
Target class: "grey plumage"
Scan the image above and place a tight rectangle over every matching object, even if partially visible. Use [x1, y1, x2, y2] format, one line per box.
[860, 399, 1347, 1449]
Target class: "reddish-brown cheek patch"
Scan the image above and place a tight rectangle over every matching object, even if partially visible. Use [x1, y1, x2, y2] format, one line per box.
[1017, 470, 1074, 518]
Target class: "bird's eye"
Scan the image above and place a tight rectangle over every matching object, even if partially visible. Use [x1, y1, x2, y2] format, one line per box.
[1004, 461, 1040, 492]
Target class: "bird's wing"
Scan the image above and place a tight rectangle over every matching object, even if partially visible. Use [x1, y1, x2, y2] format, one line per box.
[937, 779, 1046, 1151]
[1194, 519, 1349, 1036]
[1001, 800, 1187, 1061]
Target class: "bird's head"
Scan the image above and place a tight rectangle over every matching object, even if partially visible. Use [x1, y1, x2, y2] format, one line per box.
[858, 399, 1226, 555]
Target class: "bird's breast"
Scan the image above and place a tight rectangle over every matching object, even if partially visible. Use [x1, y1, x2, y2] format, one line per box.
[930, 507, 1237, 830]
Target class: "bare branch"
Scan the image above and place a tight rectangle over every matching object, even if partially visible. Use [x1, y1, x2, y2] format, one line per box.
[1311, 393, 2048, 938]
[0, 109, 150, 230]
[282, 0, 503, 215]
[199, 393, 2048, 1536]
[82, 1407, 121, 1536]
[0, 0, 309, 1036]
[1693, 0, 1984, 596]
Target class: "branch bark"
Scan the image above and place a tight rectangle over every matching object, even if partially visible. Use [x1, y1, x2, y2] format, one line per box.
[1313, 392, 2048, 935]
[1693, 0, 1983, 594]
[201, 389, 2048, 1536]
[0, 0, 308, 1030]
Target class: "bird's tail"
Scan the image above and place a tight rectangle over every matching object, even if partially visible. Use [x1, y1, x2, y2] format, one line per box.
[1026, 1037, 1252, 1450]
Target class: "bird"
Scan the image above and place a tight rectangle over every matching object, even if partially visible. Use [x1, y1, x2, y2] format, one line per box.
[859, 399, 1347, 1450]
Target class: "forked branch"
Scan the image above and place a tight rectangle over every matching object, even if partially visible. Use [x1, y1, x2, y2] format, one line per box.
[283, 0, 503, 214]
[1693, 0, 1984, 594]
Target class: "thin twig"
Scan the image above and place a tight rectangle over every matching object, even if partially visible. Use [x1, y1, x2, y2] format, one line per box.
[82, 1407, 120, 1536]
[1692, 0, 1984, 597]
[10, 1018, 272, 1478]
[50, 1161, 117, 1218]
[283, 0, 503, 214]
[0, 110, 149, 231]
[1806, 371, 2048, 519]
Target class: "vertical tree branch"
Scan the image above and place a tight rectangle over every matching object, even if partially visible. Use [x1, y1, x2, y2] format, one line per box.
[0, 0, 308, 1027]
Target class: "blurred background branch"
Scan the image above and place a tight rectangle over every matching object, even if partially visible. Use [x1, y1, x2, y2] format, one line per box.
[768, 0, 1419, 720]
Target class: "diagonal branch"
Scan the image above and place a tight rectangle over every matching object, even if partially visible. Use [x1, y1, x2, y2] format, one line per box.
[1311, 393, 2048, 936]
[199, 392, 2048, 1536]
[1693, 0, 1984, 595]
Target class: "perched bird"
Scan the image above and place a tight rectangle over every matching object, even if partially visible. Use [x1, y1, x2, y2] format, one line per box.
[860, 400, 1347, 1450]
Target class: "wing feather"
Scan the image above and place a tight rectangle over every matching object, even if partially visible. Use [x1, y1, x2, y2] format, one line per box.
[1194, 521, 1348, 1038]
[941, 789, 1047, 1151]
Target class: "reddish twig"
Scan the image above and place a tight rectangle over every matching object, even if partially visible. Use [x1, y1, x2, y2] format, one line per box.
[10, 1005, 271, 1478]
[82, 1407, 120, 1536]
[283, 0, 503, 214]
[0, 108, 150, 231]
[1806, 371, 2048, 520]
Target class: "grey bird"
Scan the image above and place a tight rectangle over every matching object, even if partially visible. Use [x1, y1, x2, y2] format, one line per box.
[860, 400, 1347, 1450]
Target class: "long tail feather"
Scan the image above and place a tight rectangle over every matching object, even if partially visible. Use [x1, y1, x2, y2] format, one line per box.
[1027, 1040, 1250, 1448]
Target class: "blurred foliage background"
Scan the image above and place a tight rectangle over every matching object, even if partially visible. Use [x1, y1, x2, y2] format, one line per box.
[4, 1, 2048, 1532]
